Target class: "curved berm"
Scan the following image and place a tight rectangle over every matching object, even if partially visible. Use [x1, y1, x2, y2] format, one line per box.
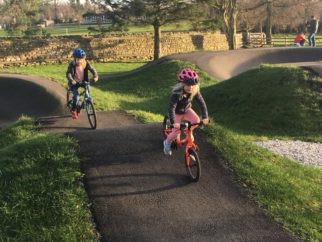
[0, 74, 66, 127]
[166, 47, 322, 80]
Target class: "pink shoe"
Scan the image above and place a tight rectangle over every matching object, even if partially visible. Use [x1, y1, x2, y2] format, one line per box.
[71, 111, 78, 119]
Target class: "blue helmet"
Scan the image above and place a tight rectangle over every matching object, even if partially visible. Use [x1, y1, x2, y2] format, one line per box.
[72, 48, 86, 58]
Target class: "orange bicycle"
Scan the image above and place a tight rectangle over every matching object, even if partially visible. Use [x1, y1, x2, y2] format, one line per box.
[162, 115, 203, 182]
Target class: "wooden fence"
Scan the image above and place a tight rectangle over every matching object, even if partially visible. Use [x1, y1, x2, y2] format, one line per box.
[271, 36, 322, 47]
[243, 32, 322, 48]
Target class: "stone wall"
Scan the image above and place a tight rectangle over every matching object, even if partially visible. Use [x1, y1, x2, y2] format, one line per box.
[0, 32, 242, 67]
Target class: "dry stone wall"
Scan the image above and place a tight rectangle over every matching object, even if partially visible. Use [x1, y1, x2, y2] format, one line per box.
[0, 32, 241, 67]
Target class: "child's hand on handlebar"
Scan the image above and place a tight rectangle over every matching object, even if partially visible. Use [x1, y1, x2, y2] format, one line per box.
[173, 123, 180, 129]
[89, 77, 98, 83]
[202, 118, 209, 125]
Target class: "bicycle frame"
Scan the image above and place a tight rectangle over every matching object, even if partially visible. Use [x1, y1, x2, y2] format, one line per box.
[67, 82, 92, 111]
[78, 83, 92, 107]
[164, 122, 201, 166]
[163, 117, 203, 181]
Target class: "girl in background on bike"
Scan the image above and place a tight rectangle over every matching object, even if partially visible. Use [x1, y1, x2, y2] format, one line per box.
[66, 48, 98, 119]
[163, 68, 209, 155]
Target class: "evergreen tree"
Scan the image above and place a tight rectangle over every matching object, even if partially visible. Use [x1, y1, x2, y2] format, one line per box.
[92, 0, 189, 60]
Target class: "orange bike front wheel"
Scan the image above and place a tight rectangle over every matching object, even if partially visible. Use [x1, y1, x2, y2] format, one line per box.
[185, 148, 201, 182]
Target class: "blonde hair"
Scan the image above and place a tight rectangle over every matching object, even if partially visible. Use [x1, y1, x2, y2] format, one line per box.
[172, 82, 200, 100]
[73, 58, 87, 69]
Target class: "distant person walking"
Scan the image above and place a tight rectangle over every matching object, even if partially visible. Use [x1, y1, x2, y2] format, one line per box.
[294, 32, 306, 47]
[306, 15, 319, 47]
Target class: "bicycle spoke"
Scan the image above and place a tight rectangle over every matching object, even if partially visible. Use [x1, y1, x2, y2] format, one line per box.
[185, 149, 201, 182]
[85, 100, 97, 129]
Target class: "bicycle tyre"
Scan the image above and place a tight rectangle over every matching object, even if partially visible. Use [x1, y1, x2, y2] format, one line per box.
[66, 89, 73, 109]
[85, 100, 97, 129]
[162, 115, 171, 139]
[185, 148, 201, 182]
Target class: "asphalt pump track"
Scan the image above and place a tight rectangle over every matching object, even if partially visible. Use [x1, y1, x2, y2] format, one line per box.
[3, 47, 322, 241]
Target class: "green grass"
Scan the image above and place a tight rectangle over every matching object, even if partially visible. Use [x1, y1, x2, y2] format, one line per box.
[0, 117, 98, 241]
[272, 34, 322, 47]
[0, 21, 193, 37]
[45, 21, 192, 35]
[203, 65, 322, 142]
[1, 62, 145, 87]
[1, 61, 322, 241]
[46, 23, 104, 36]
[206, 122, 322, 241]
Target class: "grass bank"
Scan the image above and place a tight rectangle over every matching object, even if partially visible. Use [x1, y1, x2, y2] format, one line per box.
[0, 21, 192, 37]
[1, 61, 322, 241]
[0, 117, 98, 241]
[1, 62, 145, 87]
[204, 65, 322, 142]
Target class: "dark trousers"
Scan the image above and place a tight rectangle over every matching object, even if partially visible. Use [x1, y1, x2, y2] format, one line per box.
[69, 83, 82, 111]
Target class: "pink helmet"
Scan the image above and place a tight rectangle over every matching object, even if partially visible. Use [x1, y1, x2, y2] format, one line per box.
[178, 68, 199, 85]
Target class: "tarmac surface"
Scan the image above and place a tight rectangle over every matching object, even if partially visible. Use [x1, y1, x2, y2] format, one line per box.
[2, 47, 322, 241]
[165, 47, 322, 80]
[0, 73, 67, 128]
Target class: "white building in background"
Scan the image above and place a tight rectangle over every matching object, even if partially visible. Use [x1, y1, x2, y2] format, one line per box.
[82, 12, 114, 24]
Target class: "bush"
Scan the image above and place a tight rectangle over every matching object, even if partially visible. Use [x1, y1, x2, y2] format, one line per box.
[24, 26, 51, 37]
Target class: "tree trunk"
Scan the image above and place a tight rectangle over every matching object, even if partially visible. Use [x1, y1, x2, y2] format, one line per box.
[153, 18, 161, 61]
[221, 0, 238, 50]
[266, 0, 272, 45]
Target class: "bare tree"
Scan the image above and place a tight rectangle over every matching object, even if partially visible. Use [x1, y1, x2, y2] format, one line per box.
[199, 0, 239, 49]
[240, 0, 322, 43]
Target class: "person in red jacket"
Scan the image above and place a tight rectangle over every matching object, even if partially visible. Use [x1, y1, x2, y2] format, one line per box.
[294, 32, 306, 47]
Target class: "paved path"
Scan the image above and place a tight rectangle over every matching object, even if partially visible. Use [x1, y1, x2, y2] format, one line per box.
[69, 122, 299, 242]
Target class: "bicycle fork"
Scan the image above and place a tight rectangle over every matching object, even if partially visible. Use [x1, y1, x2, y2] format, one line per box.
[185, 143, 198, 167]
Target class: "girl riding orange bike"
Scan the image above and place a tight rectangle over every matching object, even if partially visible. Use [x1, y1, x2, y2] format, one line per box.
[163, 68, 209, 155]
[66, 48, 98, 119]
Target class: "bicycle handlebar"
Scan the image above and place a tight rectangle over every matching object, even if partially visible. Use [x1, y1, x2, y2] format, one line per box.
[169, 121, 205, 130]
[181, 121, 204, 130]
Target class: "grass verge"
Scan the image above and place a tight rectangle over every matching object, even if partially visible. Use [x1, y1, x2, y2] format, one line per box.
[207, 123, 322, 241]
[0, 117, 98, 241]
